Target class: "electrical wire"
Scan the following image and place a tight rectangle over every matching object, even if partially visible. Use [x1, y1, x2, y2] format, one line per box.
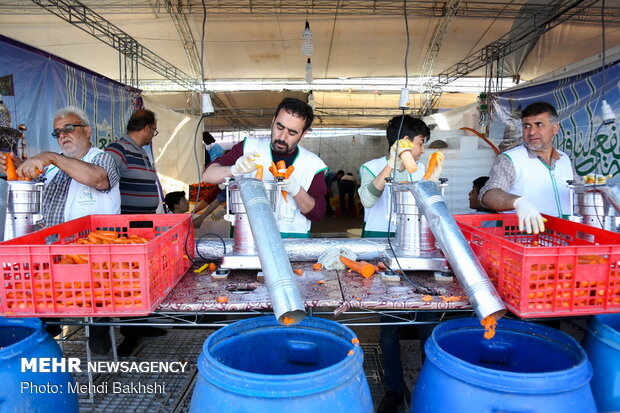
[200, 0, 207, 93]
[403, 0, 410, 88]
[182, 0, 210, 266]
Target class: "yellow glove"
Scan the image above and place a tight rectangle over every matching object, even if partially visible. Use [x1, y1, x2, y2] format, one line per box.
[388, 139, 416, 171]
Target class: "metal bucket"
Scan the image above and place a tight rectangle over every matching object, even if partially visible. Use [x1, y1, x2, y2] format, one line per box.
[227, 180, 278, 255]
[392, 183, 439, 256]
[4, 180, 44, 240]
[573, 185, 619, 232]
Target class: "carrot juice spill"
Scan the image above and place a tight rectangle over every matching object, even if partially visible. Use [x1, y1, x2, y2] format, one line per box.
[481, 315, 497, 340]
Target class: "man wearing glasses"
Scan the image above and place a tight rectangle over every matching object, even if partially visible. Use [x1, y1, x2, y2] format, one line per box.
[0, 106, 120, 227]
[105, 109, 162, 214]
[103, 108, 167, 355]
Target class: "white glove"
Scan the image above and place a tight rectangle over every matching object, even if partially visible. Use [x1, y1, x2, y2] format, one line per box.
[230, 152, 259, 177]
[318, 247, 357, 270]
[513, 197, 545, 234]
[280, 173, 301, 197]
[387, 140, 405, 171]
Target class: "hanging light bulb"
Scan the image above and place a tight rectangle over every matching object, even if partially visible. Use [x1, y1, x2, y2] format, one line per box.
[301, 20, 313, 56]
[305, 58, 313, 83]
[601, 100, 615, 125]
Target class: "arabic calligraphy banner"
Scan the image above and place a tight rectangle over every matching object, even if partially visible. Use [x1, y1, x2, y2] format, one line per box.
[488, 60, 619, 178]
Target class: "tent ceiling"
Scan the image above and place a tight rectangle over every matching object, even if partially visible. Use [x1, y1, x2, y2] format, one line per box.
[0, 0, 618, 130]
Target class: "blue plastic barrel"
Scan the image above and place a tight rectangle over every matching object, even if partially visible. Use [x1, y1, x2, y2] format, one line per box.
[189, 316, 372, 413]
[583, 314, 620, 412]
[411, 317, 596, 413]
[0, 317, 79, 413]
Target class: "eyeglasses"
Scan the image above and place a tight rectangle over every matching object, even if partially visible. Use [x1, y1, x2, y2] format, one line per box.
[150, 125, 159, 136]
[52, 124, 86, 139]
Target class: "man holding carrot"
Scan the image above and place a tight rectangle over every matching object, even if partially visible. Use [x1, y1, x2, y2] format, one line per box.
[479, 102, 581, 234]
[0, 106, 120, 343]
[358, 115, 430, 237]
[202, 97, 328, 238]
[358, 115, 434, 413]
[0, 106, 120, 228]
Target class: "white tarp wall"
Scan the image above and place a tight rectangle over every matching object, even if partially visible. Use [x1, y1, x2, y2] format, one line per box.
[143, 95, 204, 197]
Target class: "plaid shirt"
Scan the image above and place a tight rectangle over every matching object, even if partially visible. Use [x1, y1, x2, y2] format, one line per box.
[479, 145, 582, 205]
[42, 151, 120, 227]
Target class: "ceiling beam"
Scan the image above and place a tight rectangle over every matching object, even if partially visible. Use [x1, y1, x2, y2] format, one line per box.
[418, 0, 463, 116]
[31, 0, 252, 129]
[427, 0, 601, 112]
[4, 1, 619, 24]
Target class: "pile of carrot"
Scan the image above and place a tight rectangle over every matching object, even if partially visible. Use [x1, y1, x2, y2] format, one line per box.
[76, 230, 149, 245]
[268, 160, 295, 201]
[57, 230, 150, 265]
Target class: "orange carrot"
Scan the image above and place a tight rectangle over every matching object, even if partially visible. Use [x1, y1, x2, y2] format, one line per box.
[208, 262, 217, 271]
[293, 268, 303, 275]
[313, 262, 323, 271]
[255, 165, 264, 180]
[216, 296, 228, 303]
[283, 165, 295, 179]
[339, 256, 376, 278]
[93, 230, 118, 239]
[4, 153, 18, 181]
[268, 162, 278, 177]
[423, 151, 443, 180]
[276, 160, 286, 171]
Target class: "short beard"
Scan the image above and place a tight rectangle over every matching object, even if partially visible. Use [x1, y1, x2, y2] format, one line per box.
[271, 141, 290, 154]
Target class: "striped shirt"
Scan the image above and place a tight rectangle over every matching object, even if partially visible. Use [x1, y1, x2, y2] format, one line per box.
[105, 135, 160, 214]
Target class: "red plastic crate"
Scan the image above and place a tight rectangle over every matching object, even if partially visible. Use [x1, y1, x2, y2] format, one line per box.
[455, 214, 620, 318]
[0, 214, 194, 317]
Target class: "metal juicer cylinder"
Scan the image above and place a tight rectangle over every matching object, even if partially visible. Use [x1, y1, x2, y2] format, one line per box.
[237, 178, 306, 324]
[572, 184, 620, 232]
[391, 183, 438, 256]
[401, 181, 506, 321]
[228, 180, 278, 255]
[4, 180, 44, 241]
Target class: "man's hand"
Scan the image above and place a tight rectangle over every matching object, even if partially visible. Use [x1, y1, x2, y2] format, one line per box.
[513, 197, 545, 234]
[0, 152, 23, 176]
[280, 172, 301, 197]
[230, 152, 260, 177]
[17, 153, 53, 180]
[387, 140, 405, 171]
